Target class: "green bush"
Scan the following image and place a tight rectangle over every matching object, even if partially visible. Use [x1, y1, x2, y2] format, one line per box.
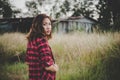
[0, 63, 28, 80]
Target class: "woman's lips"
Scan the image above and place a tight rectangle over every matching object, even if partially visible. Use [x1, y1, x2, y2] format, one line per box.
[46, 30, 51, 34]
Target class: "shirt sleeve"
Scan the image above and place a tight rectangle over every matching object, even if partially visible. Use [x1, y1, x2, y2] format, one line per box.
[37, 37, 54, 68]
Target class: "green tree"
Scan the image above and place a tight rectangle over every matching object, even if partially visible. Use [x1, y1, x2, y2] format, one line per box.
[53, 0, 95, 18]
[0, 0, 21, 18]
[60, 0, 71, 15]
[25, 1, 40, 16]
[72, 0, 94, 17]
[96, 0, 112, 31]
[0, 0, 12, 18]
[50, 0, 61, 18]
[95, 0, 120, 31]
[108, 0, 120, 31]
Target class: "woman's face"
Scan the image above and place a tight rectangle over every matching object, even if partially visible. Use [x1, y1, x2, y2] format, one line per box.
[42, 18, 52, 35]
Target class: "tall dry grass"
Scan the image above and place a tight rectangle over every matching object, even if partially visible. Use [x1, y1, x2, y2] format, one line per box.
[50, 32, 120, 80]
[0, 32, 120, 80]
[0, 32, 27, 63]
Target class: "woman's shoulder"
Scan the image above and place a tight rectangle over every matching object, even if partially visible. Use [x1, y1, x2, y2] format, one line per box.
[28, 36, 47, 44]
[36, 36, 48, 44]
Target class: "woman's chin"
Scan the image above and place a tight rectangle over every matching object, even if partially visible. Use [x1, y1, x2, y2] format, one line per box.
[46, 32, 51, 36]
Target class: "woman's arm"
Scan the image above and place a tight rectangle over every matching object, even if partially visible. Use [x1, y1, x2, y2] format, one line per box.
[45, 64, 59, 72]
[37, 37, 58, 72]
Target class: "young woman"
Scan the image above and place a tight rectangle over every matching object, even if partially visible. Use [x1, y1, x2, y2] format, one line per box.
[26, 14, 59, 80]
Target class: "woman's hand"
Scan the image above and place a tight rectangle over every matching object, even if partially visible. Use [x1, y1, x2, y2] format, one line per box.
[45, 64, 59, 72]
[53, 64, 59, 71]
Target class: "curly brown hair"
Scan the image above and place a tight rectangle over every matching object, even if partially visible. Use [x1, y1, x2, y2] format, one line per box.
[26, 14, 52, 41]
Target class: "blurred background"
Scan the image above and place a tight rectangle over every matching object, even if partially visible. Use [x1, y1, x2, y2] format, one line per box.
[0, 0, 120, 33]
[0, 0, 120, 80]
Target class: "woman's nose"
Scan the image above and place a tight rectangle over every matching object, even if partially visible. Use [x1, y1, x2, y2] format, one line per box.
[47, 25, 51, 29]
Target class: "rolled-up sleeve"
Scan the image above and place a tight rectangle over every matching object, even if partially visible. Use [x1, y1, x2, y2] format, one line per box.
[37, 37, 54, 68]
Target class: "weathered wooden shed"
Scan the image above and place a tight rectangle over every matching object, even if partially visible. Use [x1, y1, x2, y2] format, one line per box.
[0, 17, 33, 33]
[53, 16, 98, 33]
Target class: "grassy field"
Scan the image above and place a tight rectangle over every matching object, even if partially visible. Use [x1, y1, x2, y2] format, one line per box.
[0, 32, 120, 80]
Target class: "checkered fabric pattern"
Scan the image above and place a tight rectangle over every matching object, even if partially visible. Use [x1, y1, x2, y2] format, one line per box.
[26, 37, 56, 80]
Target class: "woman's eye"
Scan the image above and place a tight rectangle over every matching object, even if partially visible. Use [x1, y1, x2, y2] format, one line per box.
[43, 24, 46, 25]
[43, 23, 51, 25]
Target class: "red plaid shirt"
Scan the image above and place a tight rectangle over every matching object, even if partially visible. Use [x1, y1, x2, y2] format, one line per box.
[26, 37, 56, 80]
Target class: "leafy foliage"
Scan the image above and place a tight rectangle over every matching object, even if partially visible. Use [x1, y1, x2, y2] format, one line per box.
[0, 0, 12, 18]
[96, 0, 120, 31]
